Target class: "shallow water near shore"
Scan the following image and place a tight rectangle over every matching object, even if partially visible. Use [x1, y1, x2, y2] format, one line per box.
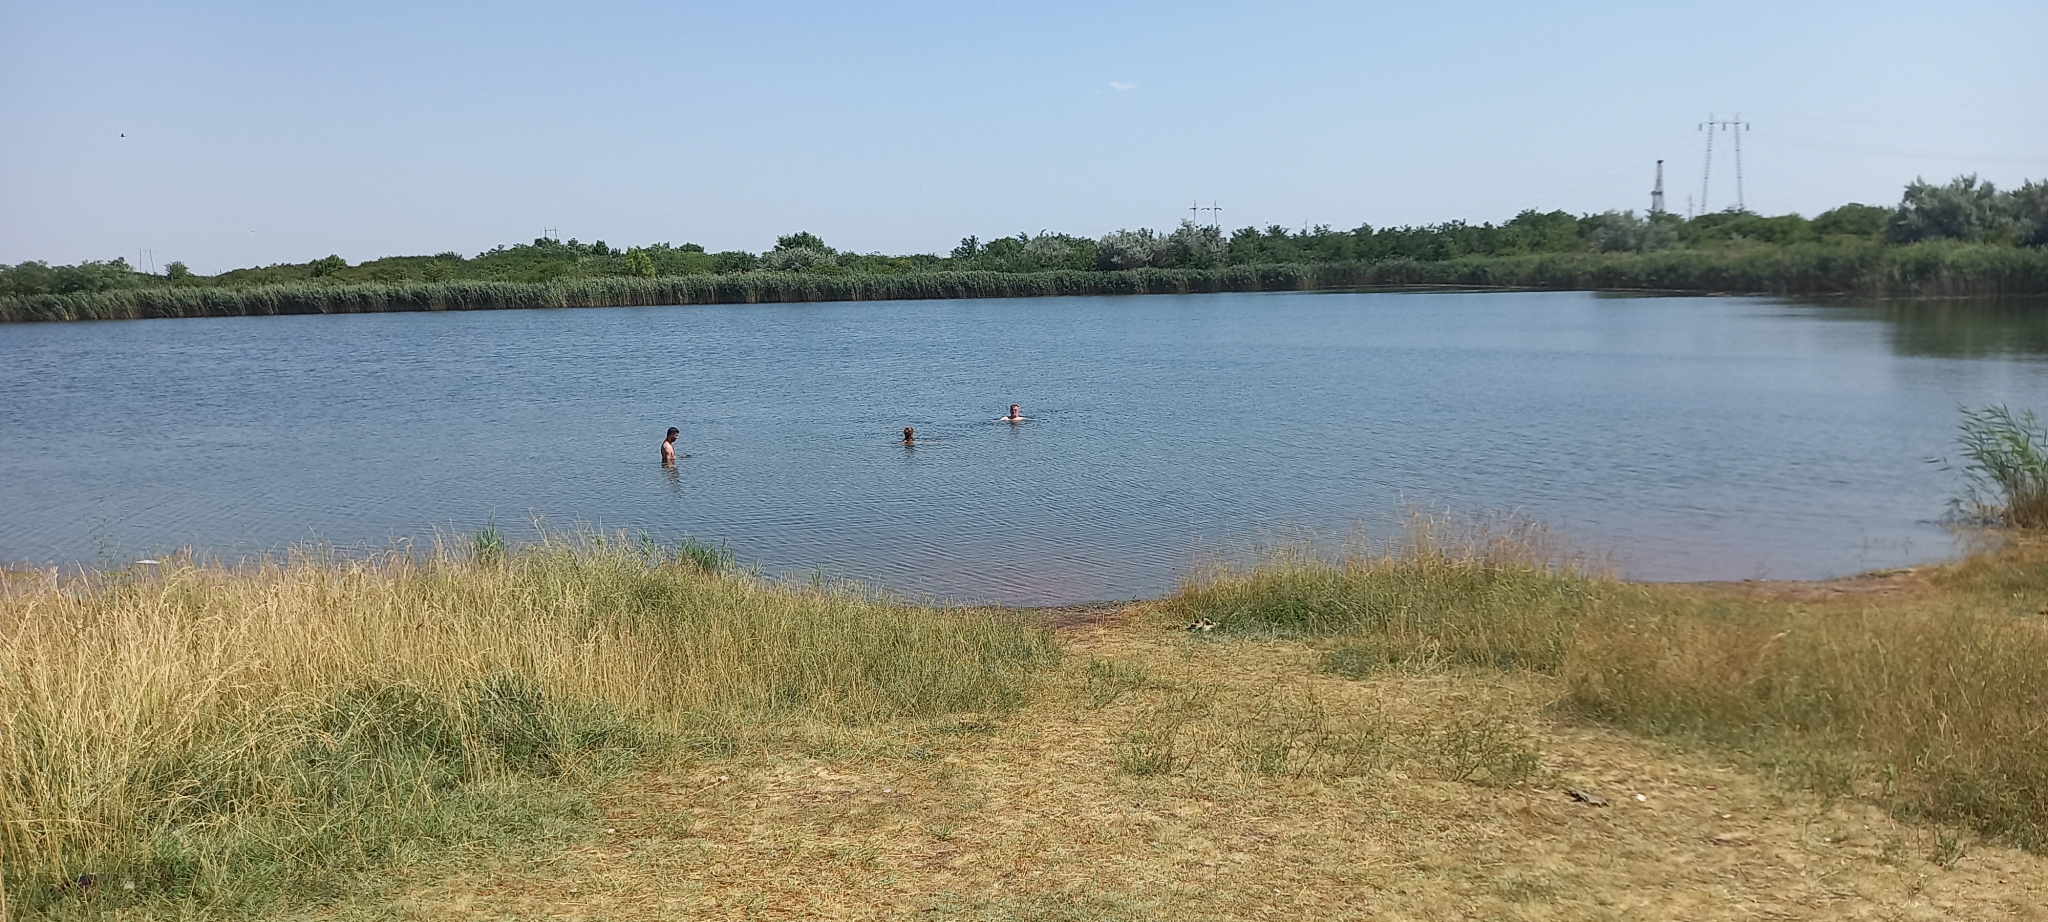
[5, 290, 2048, 604]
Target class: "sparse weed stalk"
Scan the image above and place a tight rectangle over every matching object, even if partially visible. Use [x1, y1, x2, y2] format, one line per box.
[1084, 657, 1152, 709]
[1420, 714, 1540, 786]
[1114, 728, 1181, 776]
[1933, 830, 1967, 868]
[1225, 683, 1387, 779]
[1114, 687, 1211, 776]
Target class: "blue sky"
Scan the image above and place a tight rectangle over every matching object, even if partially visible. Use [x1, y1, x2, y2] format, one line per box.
[3, 0, 2044, 272]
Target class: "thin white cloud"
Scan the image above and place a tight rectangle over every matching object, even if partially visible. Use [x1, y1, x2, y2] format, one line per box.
[1109, 81, 1136, 91]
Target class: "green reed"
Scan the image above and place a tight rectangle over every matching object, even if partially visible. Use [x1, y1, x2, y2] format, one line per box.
[8, 243, 2044, 323]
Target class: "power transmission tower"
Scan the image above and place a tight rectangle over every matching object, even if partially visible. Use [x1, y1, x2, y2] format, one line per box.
[1732, 117, 1748, 211]
[1651, 160, 1666, 214]
[1697, 113, 1751, 213]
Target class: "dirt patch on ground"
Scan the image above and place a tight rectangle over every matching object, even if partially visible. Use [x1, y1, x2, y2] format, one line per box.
[1670, 567, 1928, 605]
[1002, 600, 1148, 632]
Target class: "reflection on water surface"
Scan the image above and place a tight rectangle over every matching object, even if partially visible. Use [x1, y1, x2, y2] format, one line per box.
[1808, 296, 2048, 359]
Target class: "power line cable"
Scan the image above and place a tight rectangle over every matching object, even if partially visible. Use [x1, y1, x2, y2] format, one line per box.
[1761, 113, 2017, 131]
[1751, 131, 2048, 166]
[1449, 127, 1700, 223]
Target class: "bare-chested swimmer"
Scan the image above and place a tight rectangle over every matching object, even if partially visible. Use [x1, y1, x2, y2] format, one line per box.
[901, 426, 916, 445]
[662, 427, 689, 464]
[1002, 403, 1027, 423]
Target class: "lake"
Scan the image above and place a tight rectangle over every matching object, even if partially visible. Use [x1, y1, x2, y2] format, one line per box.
[5, 290, 2048, 605]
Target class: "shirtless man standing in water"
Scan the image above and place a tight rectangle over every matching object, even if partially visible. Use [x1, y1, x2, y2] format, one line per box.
[1002, 403, 1027, 423]
[662, 427, 687, 464]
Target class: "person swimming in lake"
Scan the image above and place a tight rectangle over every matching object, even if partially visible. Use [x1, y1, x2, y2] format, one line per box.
[901, 426, 916, 445]
[661, 427, 689, 464]
[1002, 403, 1027, 423]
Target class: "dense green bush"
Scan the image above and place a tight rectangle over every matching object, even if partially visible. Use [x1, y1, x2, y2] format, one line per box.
[7, 244, 2046, 322]
[7, 173, 2043, 321]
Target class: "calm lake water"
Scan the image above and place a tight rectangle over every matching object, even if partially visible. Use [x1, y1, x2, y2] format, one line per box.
[6, 290, 2048, 604]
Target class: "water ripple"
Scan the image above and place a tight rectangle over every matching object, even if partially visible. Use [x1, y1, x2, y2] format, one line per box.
[3, 291, 2036, 603]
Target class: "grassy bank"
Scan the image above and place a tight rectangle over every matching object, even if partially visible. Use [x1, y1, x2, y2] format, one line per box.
[1166, 519, 2048, 853]
[0, 536, 1055, 915]
[16, 524, 2048, 917]
[7, 242, 2045, 322]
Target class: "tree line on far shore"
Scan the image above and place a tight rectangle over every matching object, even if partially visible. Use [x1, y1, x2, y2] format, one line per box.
[3, 174, 2044, 301]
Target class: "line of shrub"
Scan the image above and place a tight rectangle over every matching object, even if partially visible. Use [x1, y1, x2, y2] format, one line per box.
[6, 243, 2044, 322]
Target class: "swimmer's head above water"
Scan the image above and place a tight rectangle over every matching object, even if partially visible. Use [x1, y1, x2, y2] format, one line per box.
[1004, 403, 1025, 421]
[902, 426, 915, 443]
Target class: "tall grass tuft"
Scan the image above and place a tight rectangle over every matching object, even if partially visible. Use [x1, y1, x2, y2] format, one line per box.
[1167, 514, 1612, 673]
[468, 520, 505, 565]
[0, 535, 1054, 911]
[1954, 404, 2048, 527]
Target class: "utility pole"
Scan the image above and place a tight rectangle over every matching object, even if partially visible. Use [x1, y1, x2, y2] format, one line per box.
[1651, 160, 1666, 214]
[1190, 201, 1201, 225]
[1698, 113, 1751, 213]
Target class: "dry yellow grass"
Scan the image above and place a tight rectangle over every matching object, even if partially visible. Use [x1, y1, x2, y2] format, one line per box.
[16, 528, 2048, 920]
[309, 604, 2048, 921]
[1173, 519, 2048, 852]
[0, 537, 1053, 918]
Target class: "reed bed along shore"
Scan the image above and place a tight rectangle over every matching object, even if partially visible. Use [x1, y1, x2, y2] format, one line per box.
[1166, 517, 2048, 854]
[6, 243, 2045, 322]
[0, 535, 1055, 914]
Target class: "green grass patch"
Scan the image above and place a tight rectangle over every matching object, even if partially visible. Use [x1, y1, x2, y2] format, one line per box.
[1167, 517, 1611, 673]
